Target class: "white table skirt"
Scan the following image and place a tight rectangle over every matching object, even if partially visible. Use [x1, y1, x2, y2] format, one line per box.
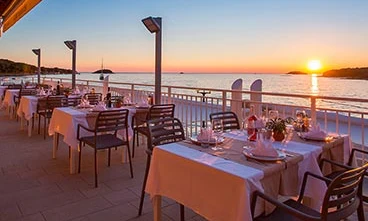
[49, 107, 137, 149]
[146, 143, 264, 221]
[17, 96, 39, 120]
[146, 131, 351, 220]
[2, 89, 19, 108]
[0, 86, 7, 98]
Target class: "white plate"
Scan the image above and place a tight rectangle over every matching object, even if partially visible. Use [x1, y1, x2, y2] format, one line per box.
[190, 136, 224, 146]
[242, 150, 286, 162]
[297, 132, 328, 141]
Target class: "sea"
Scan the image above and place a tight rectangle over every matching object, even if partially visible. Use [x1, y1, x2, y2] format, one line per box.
[2, 72, 367, 144]
[3, 72, 368, 112]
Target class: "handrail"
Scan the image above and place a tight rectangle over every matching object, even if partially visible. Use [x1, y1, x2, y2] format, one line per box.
[42, 76, 368, 103]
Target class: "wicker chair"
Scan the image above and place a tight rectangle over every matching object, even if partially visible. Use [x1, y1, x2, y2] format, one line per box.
[77, 109, 133, 188]
[138, 117, 185, 220]
[319, 148, 368, 203]
[132, 104, 175, 157]
[251, 164, 368, 221]
[209, 111, 240, 131]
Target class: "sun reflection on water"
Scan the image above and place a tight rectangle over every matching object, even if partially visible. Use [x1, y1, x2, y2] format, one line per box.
[311, 73, 319, 95]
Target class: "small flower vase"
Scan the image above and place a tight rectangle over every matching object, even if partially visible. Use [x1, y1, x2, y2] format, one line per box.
[273, 131, 285, 141]
[116, 101, 122, 108]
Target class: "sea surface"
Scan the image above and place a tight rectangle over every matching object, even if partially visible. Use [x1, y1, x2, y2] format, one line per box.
[4, 72, 368, 112]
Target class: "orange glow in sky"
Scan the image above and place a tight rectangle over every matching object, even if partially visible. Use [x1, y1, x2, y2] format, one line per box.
[0, 1, 367, 73]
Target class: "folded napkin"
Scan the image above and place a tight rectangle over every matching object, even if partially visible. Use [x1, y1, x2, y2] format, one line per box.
[39, 88, 46, 96]
[251, 138, 278, 157]
[79, 99, 91, 108]
[304, 124, 327, 139]
[197, 128, 215, 142]
[92, 103, 107, 111]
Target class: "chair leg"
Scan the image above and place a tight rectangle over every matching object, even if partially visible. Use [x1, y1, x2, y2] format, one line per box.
[132, 130, 136, 158]
[43, 116, 46, 139]
[138, 155, 151, 216]
[78, 142, 82, 173]
[108, 148, 111, 167]
[357, 199, 365, 221]
[137, 130, 140, 146]
[180, 204, 185, 221]
[32, 113, 34, 130]
[126, 143, 133, 178]
[38, 115, 41, 134]
[94, 149, 98, 188]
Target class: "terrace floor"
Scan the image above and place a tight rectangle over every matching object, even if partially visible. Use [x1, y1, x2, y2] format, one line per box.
[0, 110, 366, 221]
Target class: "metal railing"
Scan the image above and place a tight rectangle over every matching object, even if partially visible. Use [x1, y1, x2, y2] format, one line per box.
[41, 76, 368, 163]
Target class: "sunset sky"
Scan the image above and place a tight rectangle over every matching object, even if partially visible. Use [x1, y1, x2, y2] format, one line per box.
[0, 0, 367, 73]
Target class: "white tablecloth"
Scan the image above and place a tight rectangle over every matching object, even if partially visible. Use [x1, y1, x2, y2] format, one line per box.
[17, 96, 39, 120]
[0, 86, 7, 98]
[225, 131, 350, 209]
[2, 89, 19, 108]
[49, 107, 136, 149]
[48, 107, 90, 148]
[146, 143, 264, 221]
[146, 131, 351, 221]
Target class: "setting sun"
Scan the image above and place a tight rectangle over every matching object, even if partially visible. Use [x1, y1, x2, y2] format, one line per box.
[307, 60, 322, 71]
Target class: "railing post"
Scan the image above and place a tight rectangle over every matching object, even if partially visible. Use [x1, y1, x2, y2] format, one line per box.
[131, 85, 135, 103]
[167, 87, 172, 104]
[86, 81, 89, 87]
[310, 97, 317, 126]
[222, 91, 227, 112]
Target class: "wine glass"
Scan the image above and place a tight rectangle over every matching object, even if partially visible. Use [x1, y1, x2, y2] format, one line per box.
[211, 119, 223, 151]
[296, 110, 306, 120]
[269, 110, 279, 120]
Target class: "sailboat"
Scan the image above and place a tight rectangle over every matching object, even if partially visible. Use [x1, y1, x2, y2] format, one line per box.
[99, 58, 104, 80]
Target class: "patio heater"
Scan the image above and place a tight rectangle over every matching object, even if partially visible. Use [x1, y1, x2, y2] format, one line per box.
[142, 16, 162, 104]
[197, 90, 211, 128]
[64, 40, 77, 89]
[32, 48, 41, 84]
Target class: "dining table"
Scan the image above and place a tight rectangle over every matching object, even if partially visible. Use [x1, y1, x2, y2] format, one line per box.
[2, 89, 20, 118]
[0, 86, 8, 100]
[48, 106, 148, 174]
[145, 130, 350, 221]
[16, 95, 43, 136]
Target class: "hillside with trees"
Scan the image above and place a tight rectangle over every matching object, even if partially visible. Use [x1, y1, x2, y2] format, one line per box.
[323, 67, 368, 80]
[0, 59, 73, 76]
[287, 67, 368, 80]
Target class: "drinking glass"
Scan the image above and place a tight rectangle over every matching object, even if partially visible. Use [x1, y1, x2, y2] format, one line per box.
[296, 110, 306, 121]
[269, 110, 279, 120]
[211, 119, 223, 151]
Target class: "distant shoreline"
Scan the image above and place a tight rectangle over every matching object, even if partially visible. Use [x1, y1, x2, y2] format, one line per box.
[0, 71, 367, 81]
[287, 67, 368, 80]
